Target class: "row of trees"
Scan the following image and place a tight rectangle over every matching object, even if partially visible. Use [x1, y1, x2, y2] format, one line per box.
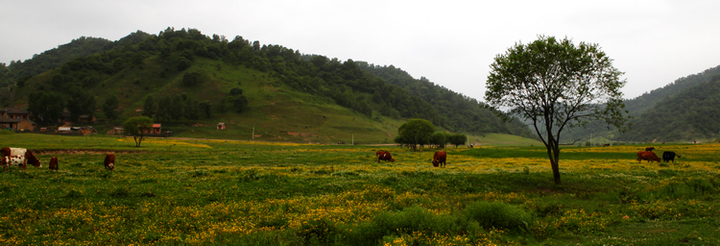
[140, 89, 248, 122]
[27, 87, 121, 125]
[27, 86, 104, 124]
[394, 119, 468, 150]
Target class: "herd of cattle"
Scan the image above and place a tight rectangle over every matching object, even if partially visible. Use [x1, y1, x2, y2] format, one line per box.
[0, 146, 684, 172]
[0, 147, 115, 172]
[636, 147, 681, 163]
[376, 150, 447, 167]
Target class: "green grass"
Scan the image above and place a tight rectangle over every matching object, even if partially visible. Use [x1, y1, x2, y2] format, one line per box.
[1, 134, 719, 245]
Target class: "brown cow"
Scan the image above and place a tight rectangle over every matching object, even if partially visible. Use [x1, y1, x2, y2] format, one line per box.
[432, 151, 447, 167]
[104, 153, 115, 170]
[645, 147, 655, 152]
[1, 147, 42, 171]
[49, 157, 59, 171]
[376, 151, 395, 163]
[637, 151, 661, 163]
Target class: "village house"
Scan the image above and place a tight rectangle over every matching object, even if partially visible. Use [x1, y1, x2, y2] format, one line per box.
[0, 108, 36, 131]
[0, 108, 30, 119]
[143, 124, 162, 134]
[217, 122, 226, 130]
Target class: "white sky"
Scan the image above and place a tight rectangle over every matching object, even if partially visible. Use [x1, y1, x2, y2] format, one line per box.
[2, 0, 719, 100]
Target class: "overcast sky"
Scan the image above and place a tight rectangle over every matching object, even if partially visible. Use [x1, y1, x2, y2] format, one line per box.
[2, 0, 719, 101]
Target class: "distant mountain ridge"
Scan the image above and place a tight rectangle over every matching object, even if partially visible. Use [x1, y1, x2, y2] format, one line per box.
[561, 65, 720, 143]
[623, 65, 720, 117]
[0, 27, 534, 142]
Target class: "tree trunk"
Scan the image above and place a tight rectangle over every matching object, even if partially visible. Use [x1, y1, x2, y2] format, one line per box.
[546, 139, 562, 184]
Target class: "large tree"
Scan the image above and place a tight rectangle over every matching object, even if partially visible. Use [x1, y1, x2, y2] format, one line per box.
[66, 86, 96, 122]
[27, 91, 64, 124]
[485, 36, 629, 184]
[123, 116, 153, 147]
[102, 95, 120, 120]
[142, 96, 155, 118]
[396, 119, 435, 150]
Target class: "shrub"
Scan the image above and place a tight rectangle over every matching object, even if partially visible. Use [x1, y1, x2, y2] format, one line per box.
[297, 218, 337, 244]
[463, 201, 532, 231]
[345, 206, 462, 245]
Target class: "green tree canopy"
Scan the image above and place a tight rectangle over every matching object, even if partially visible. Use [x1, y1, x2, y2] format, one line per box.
[430, 132, 448, 148]
[447, 133, 467, 148]
[66, 86, 96, 121]
[396, 119, 435, 150]
[485, 35, 629, 184]
[123, 116, 153, 147]
[28, 91, 64, 125]
[142, 96, 155, 118]
[102, 95, 120, 120]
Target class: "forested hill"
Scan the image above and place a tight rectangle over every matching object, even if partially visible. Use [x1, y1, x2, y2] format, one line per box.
[2, 27, 532, 140]
[0, 32, 153, 105]
[619, 74, 720, 142]
[623, 65, 720, 117]
[0, 37, 113, 87]
[560, 65, 720, 143]
[360, 64, 532, 137]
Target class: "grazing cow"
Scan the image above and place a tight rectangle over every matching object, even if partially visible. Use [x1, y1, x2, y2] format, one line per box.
[376, 151, 395, 163]
[432, 151, 447, 167]
[1, 147, 42, 171]
[636, 151, 661, 163]
[104, 153, 115, 170]
[49, 157, 59, 171]
[645, 147, 655, 152]
[662, 151, 681, 163]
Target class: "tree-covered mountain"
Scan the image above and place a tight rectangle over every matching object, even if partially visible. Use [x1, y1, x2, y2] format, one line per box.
[0, 36, 113, 87]
[619, 74, 720, 142]
[4, 27, 533, 142]
[560, 65, 720, 143]
[623, 65, 720, 118]
[360, 64, 532, 137]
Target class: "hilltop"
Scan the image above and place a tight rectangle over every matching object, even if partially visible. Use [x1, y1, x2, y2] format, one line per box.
[1, 28, 535, 144]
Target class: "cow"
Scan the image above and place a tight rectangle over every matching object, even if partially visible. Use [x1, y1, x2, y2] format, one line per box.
[432, 151, 447, 167]
[662, 151, 681, 163]
[637, 151, 661, 163]
[645, 147, 655, 152]
[104, 153, 115, 170]
[49, 157, 59, 171]
[1, 147, 42, 171]
[376, 151, 395, 163]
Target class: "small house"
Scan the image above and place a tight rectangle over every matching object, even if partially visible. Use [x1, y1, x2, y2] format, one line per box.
[217, 122, 226, 130]
[0, 108, 30, 120]
[143, 124, 162, 134]
[58, 127, 72, 134]
[0, 118, 36, 131]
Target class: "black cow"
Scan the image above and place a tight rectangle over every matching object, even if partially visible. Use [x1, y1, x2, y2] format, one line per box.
[662, 151, 681, 163]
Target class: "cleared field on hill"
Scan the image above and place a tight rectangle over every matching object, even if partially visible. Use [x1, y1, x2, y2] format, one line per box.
[1, 133, 719, 245]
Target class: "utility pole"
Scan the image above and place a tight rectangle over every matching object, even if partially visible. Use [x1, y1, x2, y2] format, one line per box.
[352, 134, 354, 145]
[252, 127, 255, 140]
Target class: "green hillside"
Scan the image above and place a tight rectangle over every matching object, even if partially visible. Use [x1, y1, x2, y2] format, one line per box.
[619, 74, 720, 142]
[4, 27, 535, 144]
[559, 65, 720, 144]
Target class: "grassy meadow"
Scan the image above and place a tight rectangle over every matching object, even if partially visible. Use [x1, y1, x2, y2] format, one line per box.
[1, 133, 720, 245]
